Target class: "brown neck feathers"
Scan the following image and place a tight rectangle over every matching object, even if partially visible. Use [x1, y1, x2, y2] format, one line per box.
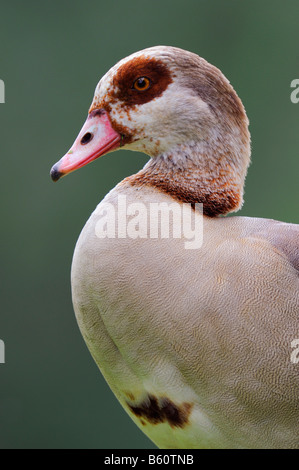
[124, 153, 243, 217]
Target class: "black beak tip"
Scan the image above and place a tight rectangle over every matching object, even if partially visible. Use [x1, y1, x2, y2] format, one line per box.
[50, 165, 62, 182]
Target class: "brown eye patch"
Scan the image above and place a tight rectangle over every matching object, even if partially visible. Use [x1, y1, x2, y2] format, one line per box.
[112, 55, 173, 106]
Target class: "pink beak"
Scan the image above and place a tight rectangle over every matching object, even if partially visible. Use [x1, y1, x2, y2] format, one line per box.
[50, 109, 121, 181]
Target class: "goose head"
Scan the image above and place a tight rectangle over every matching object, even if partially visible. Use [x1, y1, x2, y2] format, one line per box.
[51, 46, 250, 216]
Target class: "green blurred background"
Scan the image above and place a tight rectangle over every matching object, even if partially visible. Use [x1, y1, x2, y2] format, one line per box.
[0, 0, 298, 449]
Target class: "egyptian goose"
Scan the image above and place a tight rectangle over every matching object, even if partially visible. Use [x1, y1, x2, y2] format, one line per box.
[51, 46, 299, 449]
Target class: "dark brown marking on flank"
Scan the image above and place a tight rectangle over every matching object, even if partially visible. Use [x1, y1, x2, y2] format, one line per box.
[127, 394, 193, 429]
[125, 391, 135, 401]
[112, 55, 173, 107]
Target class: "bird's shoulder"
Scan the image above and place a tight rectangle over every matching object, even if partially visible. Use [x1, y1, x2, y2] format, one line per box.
[214, 216, 299, 274]
[248, 218, 299, 272]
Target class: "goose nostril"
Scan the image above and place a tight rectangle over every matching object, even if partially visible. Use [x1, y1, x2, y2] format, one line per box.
[80, 132, 94, 145]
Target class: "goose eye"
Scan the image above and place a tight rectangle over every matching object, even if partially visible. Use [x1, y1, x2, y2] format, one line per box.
[133, 77, 151, 91]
